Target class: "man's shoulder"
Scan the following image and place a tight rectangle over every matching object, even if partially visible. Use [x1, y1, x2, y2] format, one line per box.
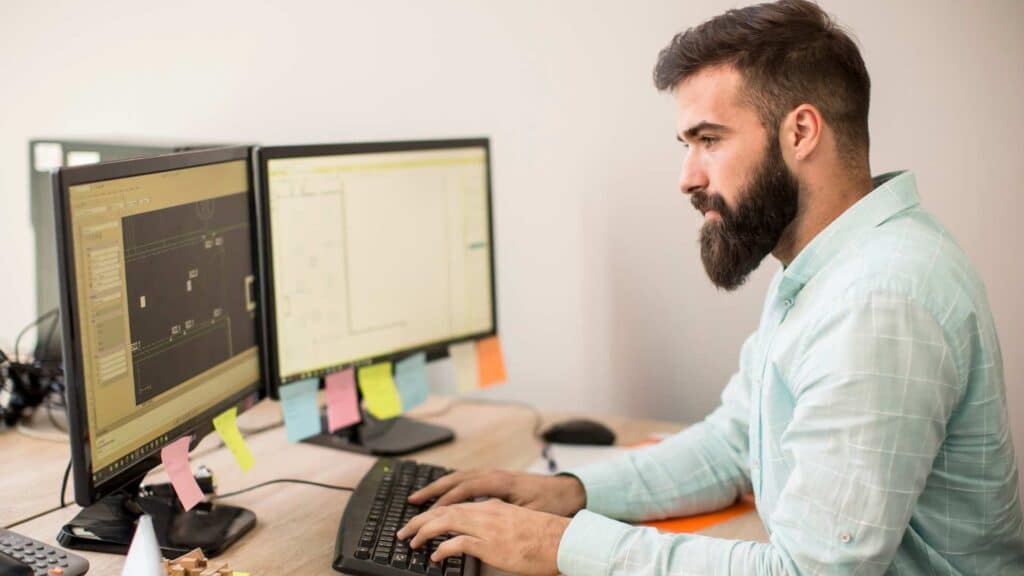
[812, 206, 986, 329]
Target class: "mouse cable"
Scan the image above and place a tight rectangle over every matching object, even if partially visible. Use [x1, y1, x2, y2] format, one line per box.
[211, 478, 355, 501]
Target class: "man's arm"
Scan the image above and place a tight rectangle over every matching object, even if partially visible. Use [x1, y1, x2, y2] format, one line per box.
[557, 292, 963, 575]
[567, 332, 757, 521]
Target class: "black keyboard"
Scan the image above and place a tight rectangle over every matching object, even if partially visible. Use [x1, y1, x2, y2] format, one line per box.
[334, 459, 480, 576]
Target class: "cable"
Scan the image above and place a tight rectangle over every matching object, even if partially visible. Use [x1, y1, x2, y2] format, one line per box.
[2, 504, 66, 531]
[60, 459, 71, 508]
[46, 399, 67, 433]
[211, 478, 354, 501]
[3, 459, 72, 530]
[414, 397, 546, 438]
[413, 396, 556, 471]
[13, 308, 59, 364]
[40, 311, 61, 363]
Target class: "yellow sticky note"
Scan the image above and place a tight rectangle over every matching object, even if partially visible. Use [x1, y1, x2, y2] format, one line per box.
[213, 407, 255, 472]
[358, 363, 403, 419]
[449, 341, 479, 393]
[232, 572, 251, 576]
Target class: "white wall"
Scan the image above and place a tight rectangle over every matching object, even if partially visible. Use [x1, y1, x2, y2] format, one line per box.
[1, 0, 1021, 502]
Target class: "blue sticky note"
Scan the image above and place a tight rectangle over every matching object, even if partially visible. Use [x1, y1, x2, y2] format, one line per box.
[278, 378, 322, 443]
[395, 353, 429, 411]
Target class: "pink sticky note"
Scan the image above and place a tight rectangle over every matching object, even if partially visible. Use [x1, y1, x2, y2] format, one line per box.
[326, 368, 362, 432]
[160, 436, 204, 512]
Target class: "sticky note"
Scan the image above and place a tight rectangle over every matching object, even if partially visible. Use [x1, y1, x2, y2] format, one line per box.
[213, 407, 255, 472]
[279, 378, 322, 442]
[326, 368, 361, 432]
[160, 437, 204, 512]
[476, 336, 507, 388]
[449, 341, 479, 393]
[426, 358, 458, 396]
[395, 353, 429, 411]
[233, 573, 251, 576]
[358, 363, 402, 420]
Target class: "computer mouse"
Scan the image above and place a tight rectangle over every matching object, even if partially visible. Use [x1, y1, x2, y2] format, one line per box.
[540, 418, 616, 446]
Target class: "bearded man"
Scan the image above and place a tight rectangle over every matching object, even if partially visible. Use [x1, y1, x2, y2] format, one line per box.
[398, 1, 1024, 574]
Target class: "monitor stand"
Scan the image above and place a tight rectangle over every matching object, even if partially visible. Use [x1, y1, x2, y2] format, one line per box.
[301, 408, 454, 455]
[57, 475, 255, 558]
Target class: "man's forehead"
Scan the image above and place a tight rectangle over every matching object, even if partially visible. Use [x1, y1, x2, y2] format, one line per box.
[673, 65, 751, 133]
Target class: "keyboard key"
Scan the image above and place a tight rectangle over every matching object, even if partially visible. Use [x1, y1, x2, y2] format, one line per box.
[390, 552, 408, 569]
[354, 546, 371, 560]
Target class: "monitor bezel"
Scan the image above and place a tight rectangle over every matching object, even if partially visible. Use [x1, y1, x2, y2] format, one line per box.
[53, 146, 266, 507]
[253, 138, 498, 398]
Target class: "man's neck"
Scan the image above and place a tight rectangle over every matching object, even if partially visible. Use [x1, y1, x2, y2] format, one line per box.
[773, 173, 873, 267]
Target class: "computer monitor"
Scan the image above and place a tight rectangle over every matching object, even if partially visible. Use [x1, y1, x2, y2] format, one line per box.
[29, 138, 221, 366]
[52, 146, 263, 557]
[255, 138, 496, 454]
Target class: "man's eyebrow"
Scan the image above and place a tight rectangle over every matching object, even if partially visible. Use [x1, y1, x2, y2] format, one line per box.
[678, 121, 730, 141]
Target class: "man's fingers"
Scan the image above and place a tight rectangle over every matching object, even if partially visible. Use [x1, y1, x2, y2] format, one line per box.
[432, 535, 486, 563]
[404, 503, 490, 550]
[408, 470, 473, 504]
[397, 506, 444, 542]
[433, 477, 501, 508]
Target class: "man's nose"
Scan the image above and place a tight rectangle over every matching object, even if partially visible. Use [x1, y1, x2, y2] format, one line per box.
[678, 151, 708, 196]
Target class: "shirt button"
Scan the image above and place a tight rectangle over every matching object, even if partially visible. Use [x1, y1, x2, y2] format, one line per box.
[783, 298, 793, 308]
[840, 532, 852, 544]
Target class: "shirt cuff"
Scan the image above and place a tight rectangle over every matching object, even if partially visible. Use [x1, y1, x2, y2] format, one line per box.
[564, 456, 631, 516]
[556, 509, 633, 576]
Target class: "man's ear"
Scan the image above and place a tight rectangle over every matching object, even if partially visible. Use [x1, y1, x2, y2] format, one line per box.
[782, 103, 823, 162]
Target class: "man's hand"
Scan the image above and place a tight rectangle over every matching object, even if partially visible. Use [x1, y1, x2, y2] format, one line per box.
[408, 469, 586, 517]
[397, 499, 571, 576]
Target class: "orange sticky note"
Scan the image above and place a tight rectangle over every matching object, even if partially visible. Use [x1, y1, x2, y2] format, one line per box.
[326, 368, 362, 432]
[640, 496, 756, 533]
[476, 336, 507, 388]
[160, 436, 204, 512]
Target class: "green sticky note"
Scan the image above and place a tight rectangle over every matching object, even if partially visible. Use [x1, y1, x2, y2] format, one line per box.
[213, 407, 255, 472]
[358, 362, 403, 419]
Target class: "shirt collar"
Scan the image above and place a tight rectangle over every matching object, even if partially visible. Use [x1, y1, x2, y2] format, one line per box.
[779, 170, 920, 297]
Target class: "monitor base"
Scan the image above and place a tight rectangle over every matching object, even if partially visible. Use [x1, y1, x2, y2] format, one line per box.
[57, 486, 255, 558]
[302, 411, 454, 455]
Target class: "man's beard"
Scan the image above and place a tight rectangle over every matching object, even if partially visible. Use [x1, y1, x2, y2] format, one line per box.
[691, 139, 800, 291]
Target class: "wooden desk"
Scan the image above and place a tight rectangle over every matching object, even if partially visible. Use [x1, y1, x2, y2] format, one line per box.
[1, 398, 768, 574]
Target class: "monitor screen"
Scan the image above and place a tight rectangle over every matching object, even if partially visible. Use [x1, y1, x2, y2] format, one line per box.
[55, 147, 261, 501]
[259, 139, 495, 387]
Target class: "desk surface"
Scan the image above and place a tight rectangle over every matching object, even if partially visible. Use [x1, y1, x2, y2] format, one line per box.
[1, 398, 768, 574]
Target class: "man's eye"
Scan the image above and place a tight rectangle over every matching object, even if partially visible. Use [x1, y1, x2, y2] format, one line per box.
[700, 136, 718, 147]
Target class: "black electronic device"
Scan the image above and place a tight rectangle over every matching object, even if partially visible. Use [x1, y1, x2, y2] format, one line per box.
[0, 527, 89, 576]
[254, 139, 497, 455]
[334, 458, 479, 576]
[29, 138, 219, 366]
[541, 418, 616, 446]
[52, 146, 264, 557]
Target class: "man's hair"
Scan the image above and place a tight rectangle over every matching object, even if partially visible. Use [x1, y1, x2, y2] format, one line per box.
[654, 0, 871, 164]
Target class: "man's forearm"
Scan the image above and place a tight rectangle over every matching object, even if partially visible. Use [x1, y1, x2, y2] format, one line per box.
[567, 419, 752, 522]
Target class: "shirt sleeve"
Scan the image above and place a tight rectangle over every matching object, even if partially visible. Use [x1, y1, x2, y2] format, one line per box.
[557, 292, 964, 575]
[566, 331, 757, 522]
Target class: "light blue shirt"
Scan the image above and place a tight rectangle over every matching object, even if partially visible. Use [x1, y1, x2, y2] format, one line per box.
[558, 171, 1024, 574]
